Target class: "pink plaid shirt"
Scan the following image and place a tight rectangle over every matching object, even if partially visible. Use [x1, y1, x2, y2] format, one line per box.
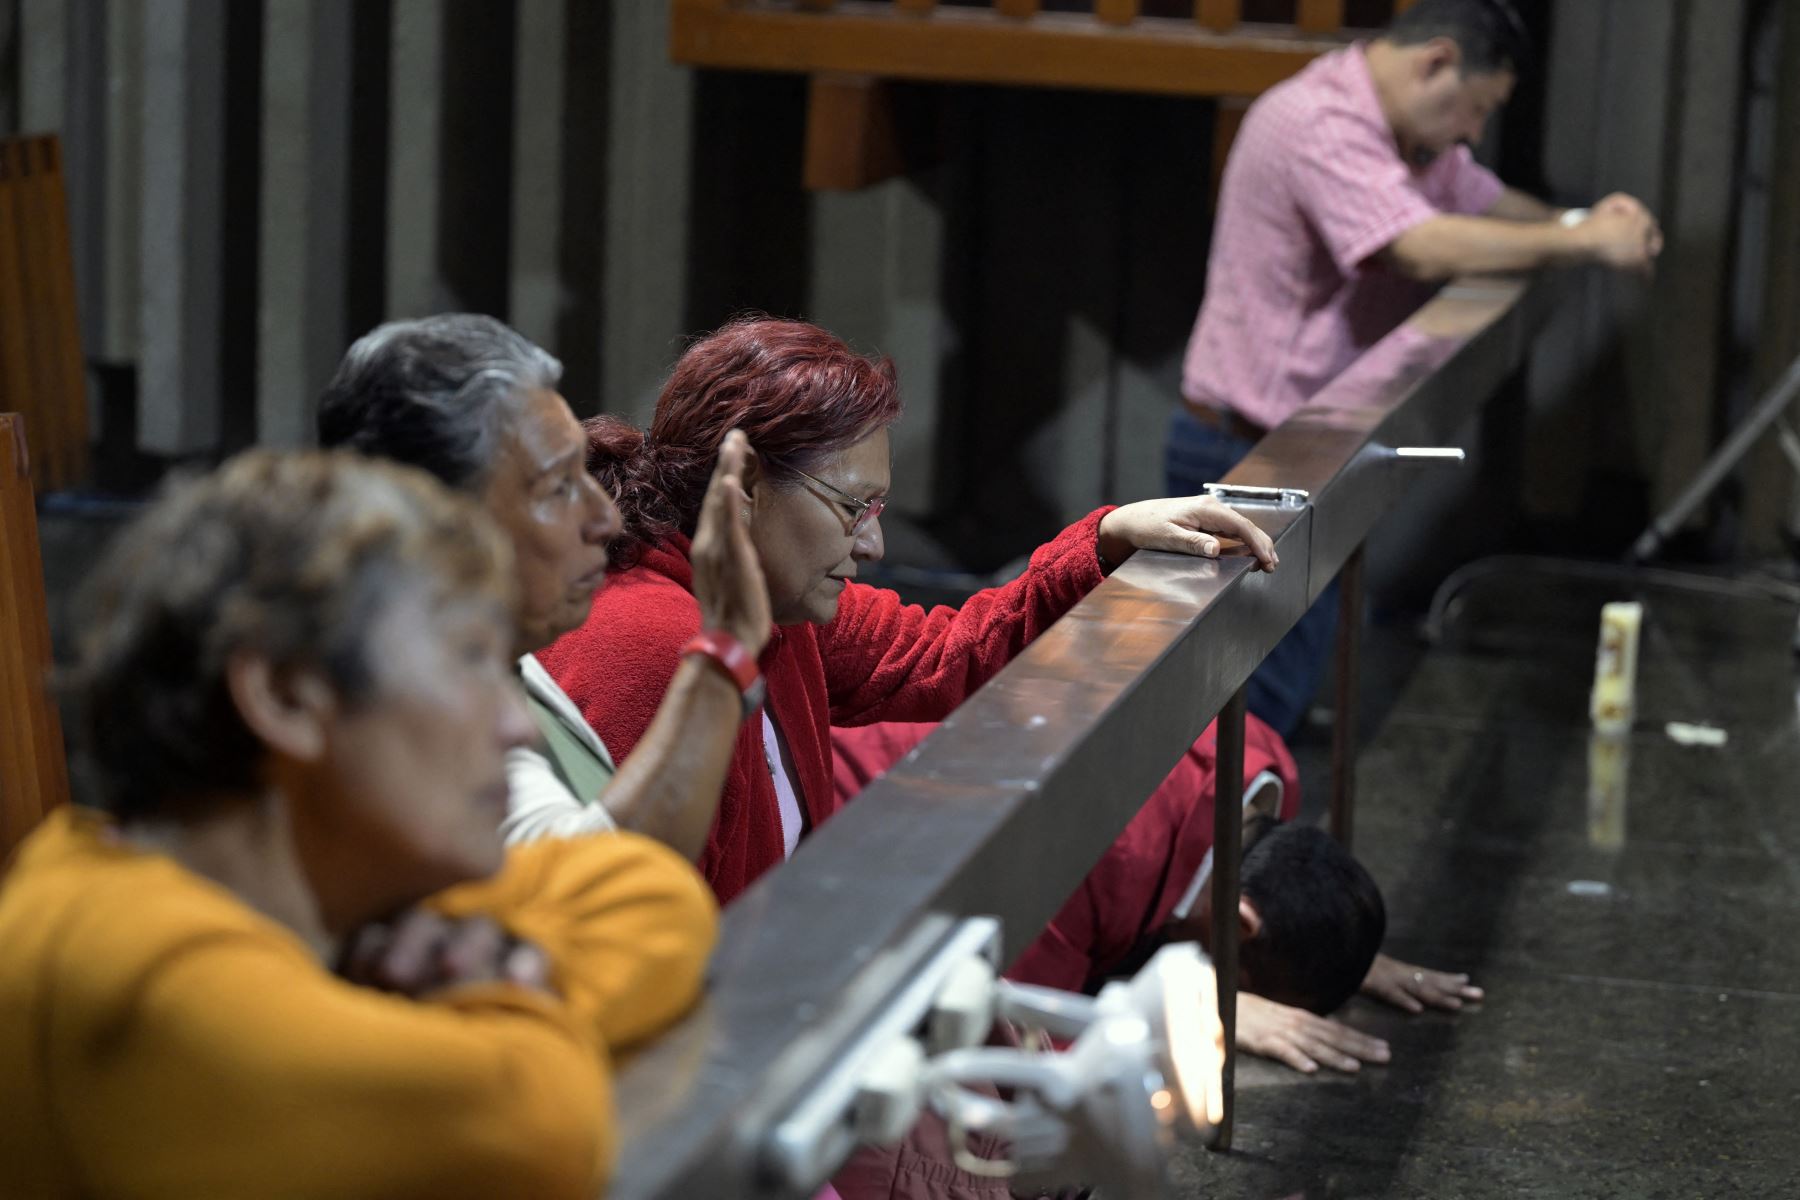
[1181, 45, 1504, 430]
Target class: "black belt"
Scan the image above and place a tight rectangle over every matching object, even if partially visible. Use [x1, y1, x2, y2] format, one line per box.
[1187, 403, 1267, 443]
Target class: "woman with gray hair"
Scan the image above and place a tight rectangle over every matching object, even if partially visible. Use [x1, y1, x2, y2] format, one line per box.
[318, 314, 769, 858]
[0, 450, 715, 1197]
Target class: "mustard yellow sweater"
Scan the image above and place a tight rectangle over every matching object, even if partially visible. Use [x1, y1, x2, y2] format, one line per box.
[0, 806, 716, 1199]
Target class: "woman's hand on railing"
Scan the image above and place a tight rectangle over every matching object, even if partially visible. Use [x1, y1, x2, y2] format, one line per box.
[1360, 951, 1484, 1014]
[1236, 992, 1390, 1075]
[339, 910, 555, 999]
[1096, 494, 1279, 573]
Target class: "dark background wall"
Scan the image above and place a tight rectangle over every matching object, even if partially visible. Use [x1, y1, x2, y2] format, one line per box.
[3, 0, 1793, 586]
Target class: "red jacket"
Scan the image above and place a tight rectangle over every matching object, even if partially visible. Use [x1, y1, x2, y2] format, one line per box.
[537, 508, 1113, 904]
[832, 715, 1300, 992]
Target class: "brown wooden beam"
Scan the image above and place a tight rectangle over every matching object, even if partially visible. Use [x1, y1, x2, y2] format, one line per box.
[994, 0, 1041, 17]
[673, 0, 1344, 99]
[803, 73, 909, 191]
[1297, 0, 1346, 35]
[1095, 0, 1141, 27]
[1195, 0, 1241, 34]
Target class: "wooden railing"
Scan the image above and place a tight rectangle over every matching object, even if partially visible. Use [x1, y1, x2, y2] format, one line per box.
[0, 135, 89, 493]
[0, 414, 69, 863]
[672, 0, 1421, 188]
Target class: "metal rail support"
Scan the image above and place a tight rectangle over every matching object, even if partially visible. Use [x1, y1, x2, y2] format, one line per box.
[1330, 545, 1365, 848]
[1207, 685, 1248, 1152]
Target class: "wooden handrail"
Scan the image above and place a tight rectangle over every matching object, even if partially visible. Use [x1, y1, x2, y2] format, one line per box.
[0, 413, 69, 863]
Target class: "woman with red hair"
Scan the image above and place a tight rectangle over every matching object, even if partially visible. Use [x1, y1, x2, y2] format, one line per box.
[539, 316, 1278, 1199]
[540, 316, 1278, 904]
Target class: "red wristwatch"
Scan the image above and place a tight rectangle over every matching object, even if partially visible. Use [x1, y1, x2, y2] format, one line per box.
[681, 630, 767, 720]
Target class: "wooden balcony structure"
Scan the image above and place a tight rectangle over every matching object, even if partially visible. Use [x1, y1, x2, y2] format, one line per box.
[671, 0, 1423, 188]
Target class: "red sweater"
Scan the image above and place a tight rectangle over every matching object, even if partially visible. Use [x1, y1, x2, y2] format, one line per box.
[537, 509, 1112, 904]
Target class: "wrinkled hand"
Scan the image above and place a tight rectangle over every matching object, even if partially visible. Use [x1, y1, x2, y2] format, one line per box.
[1361, 952, 1483, 1014]
[692, 429, 773, 656]
[1236, 992, 1390, 1074]
[1096, 495, 1279, 573]
[1580, 192, 1663, 275]
[339, 910, 554, 999]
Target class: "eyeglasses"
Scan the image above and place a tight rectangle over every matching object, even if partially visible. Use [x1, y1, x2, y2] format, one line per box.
[785, 463, 886, 535]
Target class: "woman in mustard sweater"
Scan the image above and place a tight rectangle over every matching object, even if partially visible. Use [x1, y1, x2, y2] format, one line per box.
[0, 450, 715, 1198]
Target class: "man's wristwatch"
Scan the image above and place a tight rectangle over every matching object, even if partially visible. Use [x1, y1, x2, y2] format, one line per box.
[681, 630, 767, 720]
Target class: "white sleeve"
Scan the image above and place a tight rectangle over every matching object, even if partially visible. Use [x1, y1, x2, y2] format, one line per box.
[499, 745, 621, 845]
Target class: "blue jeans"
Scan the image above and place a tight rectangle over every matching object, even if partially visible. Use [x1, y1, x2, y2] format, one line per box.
[1165, 405, 1338, 739]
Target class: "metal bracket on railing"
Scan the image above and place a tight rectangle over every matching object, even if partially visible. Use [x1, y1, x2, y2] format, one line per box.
[1391, 446, 1467, 462]
[1202, 482, 1310, 510]
[762, 917, 1004, 1194]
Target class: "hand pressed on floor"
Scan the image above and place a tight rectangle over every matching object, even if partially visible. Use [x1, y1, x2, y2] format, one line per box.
[1236, 992, 1390, 1075]
[1361, 951, 1484, 1014]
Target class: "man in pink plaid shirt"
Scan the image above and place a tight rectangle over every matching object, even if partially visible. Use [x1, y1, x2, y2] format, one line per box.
[1166, 0, 1662, 1078]
[1167, 0, 1661, 741]
[1179, 0, 1658, 438]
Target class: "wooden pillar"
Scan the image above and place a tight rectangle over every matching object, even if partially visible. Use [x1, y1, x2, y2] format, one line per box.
[1095, 0, 1140, 26]
[1296, 0, 1345, 34]
[804, 74, 907, 192]
[1195, 0, 1241, 33]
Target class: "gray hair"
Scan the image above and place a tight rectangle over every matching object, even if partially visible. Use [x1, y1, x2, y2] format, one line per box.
[67, 450, 515, 820]
[316, 314, 564, 490]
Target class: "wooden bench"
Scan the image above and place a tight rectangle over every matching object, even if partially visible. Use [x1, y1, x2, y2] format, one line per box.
[671, 0, 1424, 189]
[0, 135, 89, 493]
[0, 414, 69, 861]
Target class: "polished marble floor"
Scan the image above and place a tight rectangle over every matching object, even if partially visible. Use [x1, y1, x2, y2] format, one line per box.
[1178, 567, 1800, 1199]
